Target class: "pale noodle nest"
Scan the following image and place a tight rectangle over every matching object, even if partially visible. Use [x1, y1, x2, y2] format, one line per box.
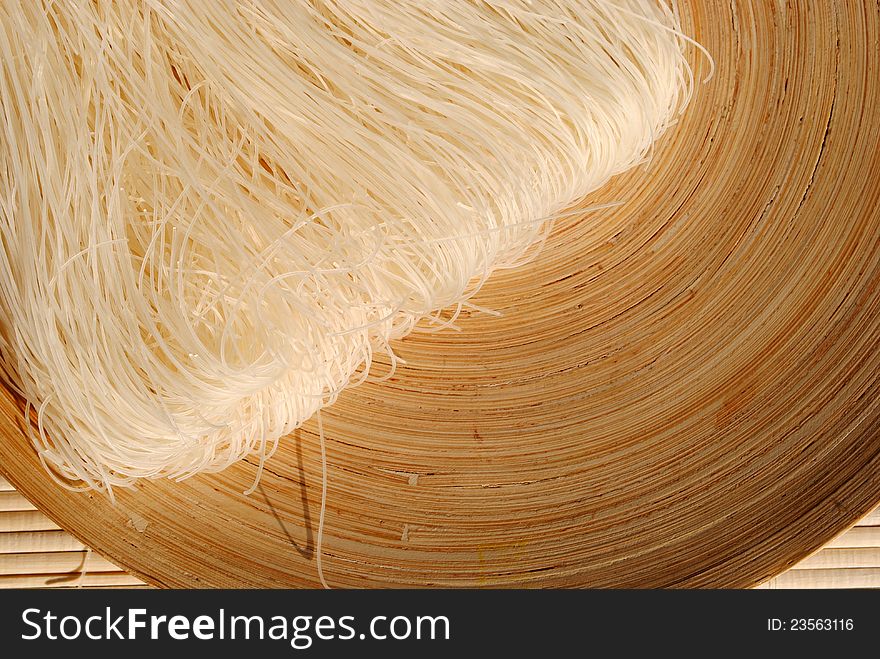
[0, 1, 700, 493]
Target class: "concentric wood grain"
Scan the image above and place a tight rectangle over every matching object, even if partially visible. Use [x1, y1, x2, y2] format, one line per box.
[1, 0, 879, 587]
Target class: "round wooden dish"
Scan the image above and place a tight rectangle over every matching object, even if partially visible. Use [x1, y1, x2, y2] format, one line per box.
[2, 1, 880, 588]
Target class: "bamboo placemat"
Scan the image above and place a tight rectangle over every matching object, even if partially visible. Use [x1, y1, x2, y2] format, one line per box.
[759, 507, 880, 589]
[1, 475, 877, 589]
[0, 476, 144, 588]
[0, 0, 879, 588]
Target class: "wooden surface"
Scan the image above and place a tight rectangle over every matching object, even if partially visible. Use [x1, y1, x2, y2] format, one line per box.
[0, 476, 145, 588]
[760, 504, 880, 588]
[2, 474, 878, 589]
[1, 0, 879, 588]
